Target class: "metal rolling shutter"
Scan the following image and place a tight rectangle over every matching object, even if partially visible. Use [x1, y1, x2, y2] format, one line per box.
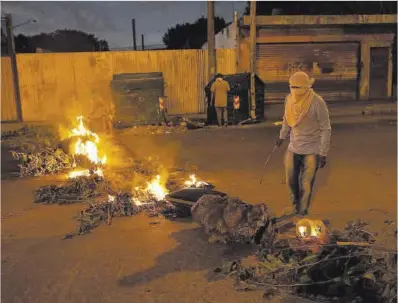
[256, 42, 360, 101]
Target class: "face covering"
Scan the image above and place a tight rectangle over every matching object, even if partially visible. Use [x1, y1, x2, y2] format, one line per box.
[285, 72, 315, 127]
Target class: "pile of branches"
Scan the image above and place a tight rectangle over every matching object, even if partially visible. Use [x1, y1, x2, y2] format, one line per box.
[3, 125, 75, 177]
[35, 174, 112, 204]
[12, 148, 73, 177]
[71, 191, 178, 236]
[191, 195, 274, 244]
[4, 125, 60, 152]
[216, 220, 397, 303]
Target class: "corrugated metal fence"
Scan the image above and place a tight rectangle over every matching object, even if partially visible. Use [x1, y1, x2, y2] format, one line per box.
[10, 49, 236, 122]
[1, 57, 18, 121]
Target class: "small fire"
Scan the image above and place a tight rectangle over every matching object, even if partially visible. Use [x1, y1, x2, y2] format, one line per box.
[108, 195, 115, 202]
[69, 116, 107, 165]
[184, 174, 209, 188]
[67, 168, 104, 179]
[298, 226, 308, 238]
[132, 197, 142, 206]
[296, 219, 327, 239]
[67, 116, 107, 179]
[146, 175, 169, 201]
[68, 169, 90, 179]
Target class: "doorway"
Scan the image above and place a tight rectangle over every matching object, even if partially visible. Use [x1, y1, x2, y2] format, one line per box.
[369, 47, 389, 99]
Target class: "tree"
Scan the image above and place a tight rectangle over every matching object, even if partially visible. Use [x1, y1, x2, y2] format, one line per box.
[14, 29, 109, 53]
[14, 34, 35, 53]
[162, 16, 227, 49]
[243, 1, 397, 15]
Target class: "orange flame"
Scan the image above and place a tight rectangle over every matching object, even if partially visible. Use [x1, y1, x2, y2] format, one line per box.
[67, 116, 107, 179]
[146, 175, 169, 201]
[184, 174, 208, 188]
[67, 168, 104, 179]
[69, 116, 107, 165]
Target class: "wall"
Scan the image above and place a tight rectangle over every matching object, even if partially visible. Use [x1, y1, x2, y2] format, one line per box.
[242, 14, 398, 26]
[238, 23, 395, 101]
[202, 23, 237, 49]
[15, 49, 236, 122]
[1, 57, 18, 121]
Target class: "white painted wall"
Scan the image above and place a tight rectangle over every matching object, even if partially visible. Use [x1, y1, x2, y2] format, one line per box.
[201, 22, 236, 49]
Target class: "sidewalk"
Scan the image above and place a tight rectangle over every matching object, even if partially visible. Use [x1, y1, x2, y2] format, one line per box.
[264, 100, 397, 121]
[176, 100, 397, 122]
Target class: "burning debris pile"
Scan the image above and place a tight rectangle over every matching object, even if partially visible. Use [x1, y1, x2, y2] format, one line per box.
[214, 220, 397, 303]
[191, 194, 274, 244]
[65, 175, 180, 237]
[6, 117, 108, 178]
[6, 116, 215, 238]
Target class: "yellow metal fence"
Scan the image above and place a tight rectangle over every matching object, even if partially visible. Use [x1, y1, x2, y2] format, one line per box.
[14, 49, 236, 122]
[1, 57, 18, 122]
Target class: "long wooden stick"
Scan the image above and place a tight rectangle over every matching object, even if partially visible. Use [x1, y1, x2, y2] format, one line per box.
[336, 241, 396, 252]
[259, 145, 278, 184]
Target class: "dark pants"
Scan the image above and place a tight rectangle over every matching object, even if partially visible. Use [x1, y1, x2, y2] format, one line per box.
[233, 109, 240, 125]
[215, 107, 227, 126]
[284, 150, 319, 214]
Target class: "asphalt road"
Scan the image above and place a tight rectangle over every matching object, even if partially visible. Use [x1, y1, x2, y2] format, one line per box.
[1, 119, 397, 303]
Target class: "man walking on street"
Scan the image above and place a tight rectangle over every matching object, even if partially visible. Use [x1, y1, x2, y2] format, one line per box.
[276, 72, 331, 216]
[210, 73, 230, 127]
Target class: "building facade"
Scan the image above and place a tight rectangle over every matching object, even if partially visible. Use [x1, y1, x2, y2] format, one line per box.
[215, 14, 397, 102]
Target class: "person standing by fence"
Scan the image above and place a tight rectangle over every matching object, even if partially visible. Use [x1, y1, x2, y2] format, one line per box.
[210, 73, 230, 127]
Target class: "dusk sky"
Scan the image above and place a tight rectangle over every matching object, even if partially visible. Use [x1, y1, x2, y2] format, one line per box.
[2, 1, 247, 49]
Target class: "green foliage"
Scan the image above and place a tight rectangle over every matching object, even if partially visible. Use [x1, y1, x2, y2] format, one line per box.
[162, 16, 227, 49]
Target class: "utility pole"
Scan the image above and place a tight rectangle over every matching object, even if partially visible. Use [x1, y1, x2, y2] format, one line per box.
[131, 18, 137, 50]
[141, 34, 145, 50]
[249, 1, 257, 119]
[5, 14, 23, 122]
[234, 11, 240, 72]
[207, 1, 216, 80]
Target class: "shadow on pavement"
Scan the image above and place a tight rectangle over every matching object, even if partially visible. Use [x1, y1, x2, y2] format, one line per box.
[118, 227, 257, 288]
[1, 145, 20, 180]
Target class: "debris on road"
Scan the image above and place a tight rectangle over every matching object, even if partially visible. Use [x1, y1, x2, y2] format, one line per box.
[35, 173, 112, 204]
[2, 124, 60, 152]
[191, 194, 274, 244]
[74, 190, 178, 236]
[33, 167, 210, 236]
[214, 220, 397, 303]
[2, 124, 73, 177]
[12, 148, 73, 177]
[182, 117, 205, 130]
